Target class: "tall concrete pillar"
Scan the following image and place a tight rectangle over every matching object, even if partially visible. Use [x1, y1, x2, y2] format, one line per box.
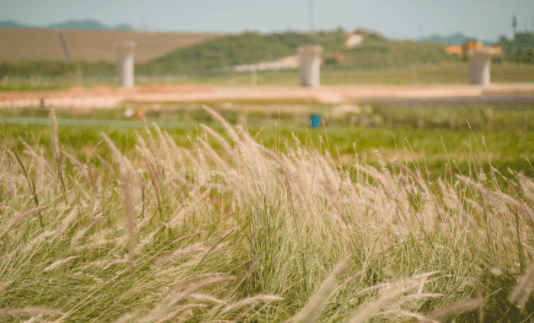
[299, 45, 323, 87]
[117, 41, 137, 88]
[468, 49, 492, 86]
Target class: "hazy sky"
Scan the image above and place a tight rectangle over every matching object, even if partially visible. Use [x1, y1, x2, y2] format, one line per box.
[1, 0, 533, 40]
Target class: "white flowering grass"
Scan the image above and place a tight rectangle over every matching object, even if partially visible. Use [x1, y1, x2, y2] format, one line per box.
[0, 107, 532, 322]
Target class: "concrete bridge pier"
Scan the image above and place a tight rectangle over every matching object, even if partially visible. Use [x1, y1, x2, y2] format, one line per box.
[299, 45, 323, 87]
[117, 41, 137, 88]
[468, 49, 492, 86]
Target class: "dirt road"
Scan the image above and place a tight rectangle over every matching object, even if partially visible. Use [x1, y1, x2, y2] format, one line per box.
[1, 83, 534, 109]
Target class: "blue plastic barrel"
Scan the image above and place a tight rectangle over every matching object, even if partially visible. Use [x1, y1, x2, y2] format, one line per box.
[310, 114, 320, 128]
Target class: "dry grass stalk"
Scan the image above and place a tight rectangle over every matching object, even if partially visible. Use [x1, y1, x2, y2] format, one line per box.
[0, 281, 13, 295]
[189, 293, 225, 304]
[49, 108, 59, 160]
[200, 124, 234, 159]
[422, 299, 482, 323]
[43, 256, 79, 273]
[111, 310, 139, 323]
[103, 258, 134, 270]
[49, 108, 66, 193]
[71, 214, 103, 245]
[153, 123, 171, 164]
[102, 133, 137, 265]
[4, 206, 45, 233]
[345, 276, 427, 323]
[379, 310, 435, 322]
[165, 276, 236, 310]
[0, 308, 63, 318]
[509, 262, 534, 309]
[10, 149, 40, 209]
[201, 105, 240, 143]
[201, 228, 236, 259]
[342, 270, 364, 285]
[167, 190, 211, 228]
[167, 273, 224, 295]
[170, 231, 204, 245]
[151, 242, 206, 269]
[142, 155, 163, 221]
[286, 255, 351, 323]
[220, 295, 283, 314]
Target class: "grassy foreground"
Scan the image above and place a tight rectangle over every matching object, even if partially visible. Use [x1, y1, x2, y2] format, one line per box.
[0, 107, 534, 322]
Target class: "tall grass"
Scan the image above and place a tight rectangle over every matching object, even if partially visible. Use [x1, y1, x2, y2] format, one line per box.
[0, 106, 533, 322]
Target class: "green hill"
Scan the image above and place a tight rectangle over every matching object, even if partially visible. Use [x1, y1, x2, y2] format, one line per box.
[0, 29, 457, 79]
[140, 29, 456, 75]
[140, 31, 321, 74]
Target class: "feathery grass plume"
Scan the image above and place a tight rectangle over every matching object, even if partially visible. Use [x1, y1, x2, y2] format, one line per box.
[0, 308, 63, 318]
[196, 146, 210, 185]
[219, 295, 283, 315]
[509, 262, 534, 309]
[103, 258, 134, 270]
[378, 310, 432, 322]
[4, 206, 45, 233]
[43, 256, 79, 273]
[201, 105, 240, 143]
[135, 231, 156, 254]
[198, 228, 236, 262]
[170, 231, 204, 245]
[20, 139, 52, 174]
[64, 152, 91, 185]
[345, 274, 433, 323]
[141, 276, 236, 322]
[0, 281, 13, 295]
[200, 124, 234, 158]
[111, 310, 139, 323]
[151, 242, 206, 269]
[154, 260, 201, 278]
[102, 133, 137, 265]
[189, 293, 225, 304]
[422, 299, 482, 323]
[197, 138, 231, 173]
[71, 214, 103, 245]
[96, 155, 117, 181]
[85, 162, 99, 196]
[163, 131, 185, 169]
[54, 207, 78, 237]
[164, 276, 236, 310]
[164, 273, 223, 294]
[342, 270, 364, 285]
[167, 190, 211, 228]
[286, 255, 352, 323]
[353, 284, 390, 298]
[142, 155, 163, 221]
[153, 123, 171, 163]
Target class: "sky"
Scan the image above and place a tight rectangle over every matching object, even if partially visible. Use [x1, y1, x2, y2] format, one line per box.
[1, 0, 533, 41]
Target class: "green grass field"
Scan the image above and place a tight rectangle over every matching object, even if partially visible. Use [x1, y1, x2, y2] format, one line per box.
[2, 63, 534, 91]
[1, 106, 534, 322]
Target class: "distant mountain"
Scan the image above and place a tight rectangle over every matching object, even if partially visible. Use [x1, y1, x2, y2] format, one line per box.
[0, 19, 135, 31]
[419, 33, 495, 46]
[0, 20, 36, 28]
